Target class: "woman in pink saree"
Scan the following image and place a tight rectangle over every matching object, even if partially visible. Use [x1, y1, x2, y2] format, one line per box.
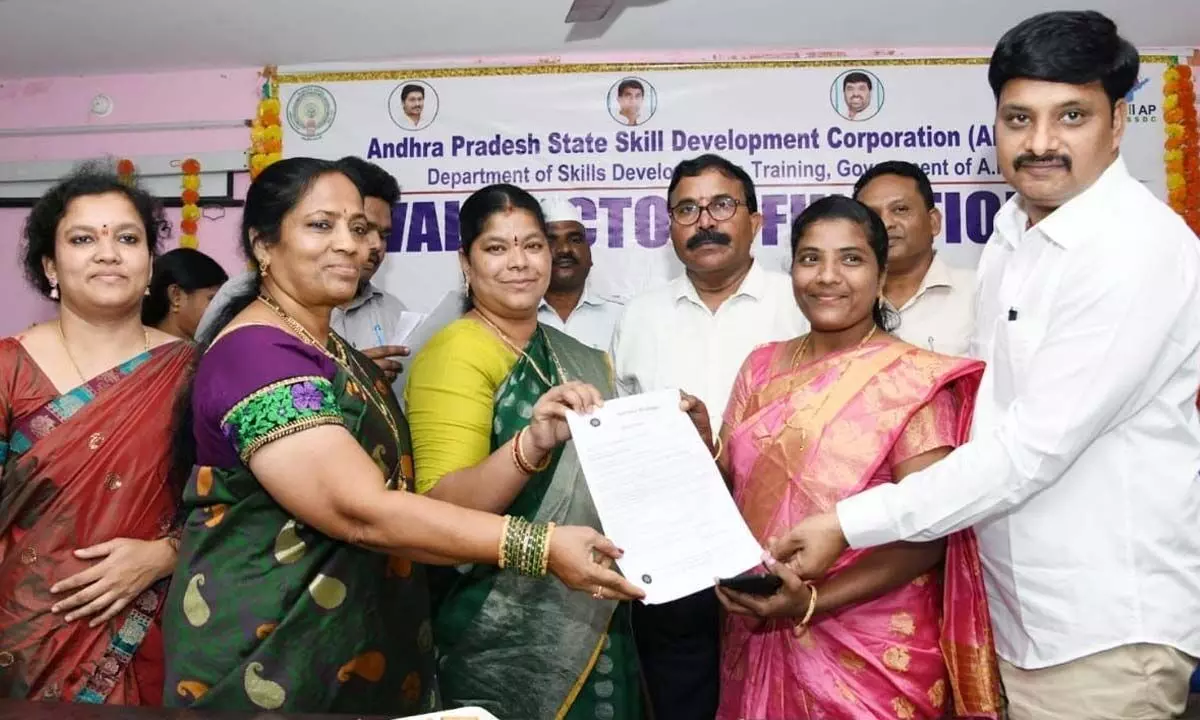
[713, 196, 1002, 719]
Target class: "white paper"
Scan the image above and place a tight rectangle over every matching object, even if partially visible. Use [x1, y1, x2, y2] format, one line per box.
[392, 708, 499, 720]
[390, 310, 427, 346]
[566, 389, 764, 604]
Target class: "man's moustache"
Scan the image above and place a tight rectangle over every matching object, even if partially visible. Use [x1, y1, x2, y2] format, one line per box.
[686, 230, 732, 251]
[1014, 153, 1072, 170]
[553, 254, 579, 265]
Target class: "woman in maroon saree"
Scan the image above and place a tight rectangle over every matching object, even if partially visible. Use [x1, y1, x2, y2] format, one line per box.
[0, 166, 193, 704]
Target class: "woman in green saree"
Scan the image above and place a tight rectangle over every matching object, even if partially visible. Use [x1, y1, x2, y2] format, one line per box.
[406, 184, 707, 719]
[161, 160, 643, 716]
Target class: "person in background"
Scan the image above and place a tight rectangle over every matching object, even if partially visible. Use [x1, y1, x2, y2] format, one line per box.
[0, 165, 194, 704]
[400, 85, 426, 128]
[772, 11, 1200, 720]
[616, 78, 645, 125]
[842, 71, 878, 122]
[611, 153, 808, 720]
[853, 161, 975, 356]
[405, 184, 706, 718]
[713, 196, 1000, 719]
[536, 196, 624, 351]
[162, 159, 642, 715]
[142, 247, 229, 341]
[196, 157, 408, 382]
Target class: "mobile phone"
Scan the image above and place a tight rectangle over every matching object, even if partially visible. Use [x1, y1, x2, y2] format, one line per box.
[717, 572, 783, 596]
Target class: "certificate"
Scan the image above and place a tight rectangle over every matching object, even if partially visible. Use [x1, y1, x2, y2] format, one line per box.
[566, 389, 763, 604]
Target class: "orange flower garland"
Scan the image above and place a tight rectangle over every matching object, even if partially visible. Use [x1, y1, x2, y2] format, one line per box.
[1163, 63, 1199, 234]
[180, 158, 201, 248]
[249, 66, 283, 180]
[116, 158, 136, 187]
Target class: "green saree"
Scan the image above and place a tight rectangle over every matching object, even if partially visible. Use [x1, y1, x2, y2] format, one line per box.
[432, 325, 642, 720]
[162, 326, 439, 715]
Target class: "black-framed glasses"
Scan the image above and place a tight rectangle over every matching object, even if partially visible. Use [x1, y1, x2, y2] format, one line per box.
[669, 195, 747, 226]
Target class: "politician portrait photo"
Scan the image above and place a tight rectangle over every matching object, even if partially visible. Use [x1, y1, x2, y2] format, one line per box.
[830, 69, 884, 122]
[388, 80, 439, 131]
[607, 76, 657, 126]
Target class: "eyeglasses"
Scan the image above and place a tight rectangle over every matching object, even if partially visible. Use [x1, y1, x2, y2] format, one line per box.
[669, 195, 747, 226]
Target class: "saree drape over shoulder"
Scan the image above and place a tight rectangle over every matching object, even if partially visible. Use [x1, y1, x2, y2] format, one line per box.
[719, 340, 1002, 720]
[0, 337, 194, 704]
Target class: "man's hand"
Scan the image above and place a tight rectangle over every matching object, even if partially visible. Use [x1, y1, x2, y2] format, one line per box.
[768, 511, 849, 579]
[360, 345, 410, 382]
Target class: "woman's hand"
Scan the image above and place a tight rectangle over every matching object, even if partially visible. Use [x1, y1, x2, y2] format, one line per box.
[679, 390, 714, 449]
[547, 525, 645, 602]
[525, 381, 605, 453]
[715, 556, 812, 621]
[50, 538, 176, 627]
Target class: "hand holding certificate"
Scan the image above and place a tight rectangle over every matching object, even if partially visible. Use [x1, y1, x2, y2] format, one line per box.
[566, 389, 764, 604]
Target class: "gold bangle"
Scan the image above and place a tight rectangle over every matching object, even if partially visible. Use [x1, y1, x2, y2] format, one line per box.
[516, 428, 552, 474]
[795, 582, 818, 634]
[711, 434, 723, 461]
[539, 522, 556, 576]
[512, 429, 535, 475]
[498, 515, 512, 569]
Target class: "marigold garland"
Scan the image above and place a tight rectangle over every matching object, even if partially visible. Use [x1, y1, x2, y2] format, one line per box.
[1163, 63, 1199, 234]
[249, 65, 283, 180]
[179, 158, 201, 248]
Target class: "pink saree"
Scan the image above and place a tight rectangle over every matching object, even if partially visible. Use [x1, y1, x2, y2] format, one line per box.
[718, 340, 1001, 720]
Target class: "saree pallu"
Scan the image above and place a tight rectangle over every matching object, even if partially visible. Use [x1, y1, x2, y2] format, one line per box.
[162, 326, 438, 715]
[719, 340, 1002, 720]
[0, 338, 194, 704]
[432, 325, 641, 720]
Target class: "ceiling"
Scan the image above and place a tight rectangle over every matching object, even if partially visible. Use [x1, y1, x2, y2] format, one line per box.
[0, 0, 1197, 78]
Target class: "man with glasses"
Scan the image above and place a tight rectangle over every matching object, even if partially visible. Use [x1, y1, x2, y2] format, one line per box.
[610, 153, 808, 720]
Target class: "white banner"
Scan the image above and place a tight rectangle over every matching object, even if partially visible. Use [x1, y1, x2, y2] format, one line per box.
[280, 58, 1174, 311]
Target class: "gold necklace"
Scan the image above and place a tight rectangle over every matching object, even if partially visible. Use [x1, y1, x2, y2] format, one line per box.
[471, 310, 569, 387]
[57, 321, 150, 383]
[257, 294, 404, 485]
[785, 324, 879, 450]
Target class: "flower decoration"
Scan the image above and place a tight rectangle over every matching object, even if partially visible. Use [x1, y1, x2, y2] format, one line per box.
[116, 158, 136, 187]
[180, 158, 201, 248]
[1163, 63, 1199, 234]
[249, 66, 283, 180]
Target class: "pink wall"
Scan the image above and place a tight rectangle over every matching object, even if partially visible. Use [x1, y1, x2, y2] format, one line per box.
[0, 68, 259, 336]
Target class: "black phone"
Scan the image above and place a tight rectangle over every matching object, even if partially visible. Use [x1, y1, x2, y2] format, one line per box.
[718, 572, 783, 596]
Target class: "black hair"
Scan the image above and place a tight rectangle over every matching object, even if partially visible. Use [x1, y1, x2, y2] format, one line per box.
[336, 156, 400, 205]
[142, 248, 229, 326]
[458, 183, 547, 311]
[988, 10, 1139, 108]
[618, 78, 645, 96]
[21, 161, 168, 300]
[790, 195, 899, 332]
[843, 71, 873, 90]
[401, 84, 424, 101]
[169, 157, 356, 513]
[852, 160, 936, 211]
[666, 154, 758, 213]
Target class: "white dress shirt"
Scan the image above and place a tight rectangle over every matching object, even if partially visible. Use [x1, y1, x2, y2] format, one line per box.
[537, 284, 625, 352]
[611, 260, 809, 429]
[885, 254, 976, 356]
[836, 156, 1200, 669]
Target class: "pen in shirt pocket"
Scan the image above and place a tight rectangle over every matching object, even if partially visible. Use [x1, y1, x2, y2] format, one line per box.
[373, 323, 386, 346]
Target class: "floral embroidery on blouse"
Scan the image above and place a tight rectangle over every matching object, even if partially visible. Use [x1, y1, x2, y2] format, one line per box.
[220, 376, 343, 462]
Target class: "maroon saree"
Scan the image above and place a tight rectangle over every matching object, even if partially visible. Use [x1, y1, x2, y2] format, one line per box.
[0, 337, 194, 704]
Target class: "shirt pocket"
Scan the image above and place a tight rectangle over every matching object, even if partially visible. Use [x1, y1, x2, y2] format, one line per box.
[993, 318, 1044, 406]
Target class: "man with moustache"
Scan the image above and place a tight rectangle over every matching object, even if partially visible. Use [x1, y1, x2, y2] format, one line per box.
[771, 12, 1200, 719]
[400, 84, 426, 128]
[197, 157, 409, 382]
[842, 71, 878, 121]
[535, 196, 624, 351]
[611, 153, 808, 720]
[853, 160, 975, 355]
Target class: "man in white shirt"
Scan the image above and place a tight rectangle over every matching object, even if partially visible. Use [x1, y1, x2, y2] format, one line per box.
[853, 160, 975, 355]
[769, 11, 1200, 719]
[611, 153, 808, 720]
[536, 197, 624, 351]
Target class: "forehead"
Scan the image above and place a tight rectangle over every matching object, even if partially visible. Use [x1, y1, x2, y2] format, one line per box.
[60, 192, 142, 226]
[857, 174, 921, 202]
[845, 81, 870, 90]
[671, 168, 744, 201]
[998, 78, 1109, 109]
[797, 218, 871, 248]
[293, 173, 362, 211]
[363, 197, 392, 224]
[479, 208, 543, 237]
[546, 220, 585, 235]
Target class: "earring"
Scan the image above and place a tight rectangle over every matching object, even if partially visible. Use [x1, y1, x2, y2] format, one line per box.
[144, 286, 151, 296]
[48, 278, 59, 300]
[259, 260, 270, 279]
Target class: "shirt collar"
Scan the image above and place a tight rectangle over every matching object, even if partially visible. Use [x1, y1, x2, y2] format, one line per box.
[919, 253, 954, 291]
[538, 279, 608, 314]
[995, 154, 1130, 251]
[344, 282, 383, 311]
[672, 258, 768, 304]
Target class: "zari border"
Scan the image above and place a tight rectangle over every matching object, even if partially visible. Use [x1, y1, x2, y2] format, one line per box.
[219, 375, 344, 463]
[74, 586, 162, 703]
[237, 414, 344, 464]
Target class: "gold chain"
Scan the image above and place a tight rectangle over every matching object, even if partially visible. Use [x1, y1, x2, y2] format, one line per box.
[257, 293, 404, 485]
[471, 310, 570, 387]
[57, 321, 149, 384]
[785, 324, 879, 449]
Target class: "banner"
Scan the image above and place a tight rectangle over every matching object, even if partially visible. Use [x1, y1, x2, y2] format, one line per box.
[279, 58, 1173, 311]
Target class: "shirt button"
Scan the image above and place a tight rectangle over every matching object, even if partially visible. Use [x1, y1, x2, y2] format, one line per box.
[0, 651, 13, 667]
[18, 548, 36, 564]
[105, 472, 122, 491]
[88, 433, 105, 451]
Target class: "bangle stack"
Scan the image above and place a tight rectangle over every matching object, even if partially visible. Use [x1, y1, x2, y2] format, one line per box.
[498, 515, 556, 577]
[793, 581, 819, 637]
[512, 427, 552, 475]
